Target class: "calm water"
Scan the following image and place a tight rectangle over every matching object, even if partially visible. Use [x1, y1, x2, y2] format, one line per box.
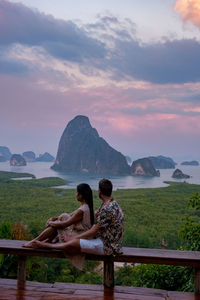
[0, 162, 200, 190]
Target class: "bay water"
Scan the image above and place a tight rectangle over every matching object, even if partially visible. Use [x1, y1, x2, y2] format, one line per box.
[0, 162, 200, 190]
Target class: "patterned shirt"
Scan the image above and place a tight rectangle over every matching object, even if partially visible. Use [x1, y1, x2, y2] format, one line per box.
[96, 198, 124, 255]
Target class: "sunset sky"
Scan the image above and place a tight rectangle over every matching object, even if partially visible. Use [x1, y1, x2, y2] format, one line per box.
[1, 0, 200, 162]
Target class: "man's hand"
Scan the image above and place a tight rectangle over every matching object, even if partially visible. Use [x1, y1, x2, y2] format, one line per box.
[63, 235, 74, 242]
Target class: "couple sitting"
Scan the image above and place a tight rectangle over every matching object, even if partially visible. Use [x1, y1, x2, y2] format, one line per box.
[23, 179, 124, 269]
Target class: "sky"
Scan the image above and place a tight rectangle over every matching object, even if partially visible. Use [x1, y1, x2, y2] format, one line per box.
[1, 0, 200, 162]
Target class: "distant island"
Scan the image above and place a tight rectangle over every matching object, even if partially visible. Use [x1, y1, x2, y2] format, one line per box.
[172, 169, 190, 179]
[147, 155, 176, 169]
[0, 146, 54, 165]
[0, 146, 12, 162]
[10, 154, 26, 166]
[181, 160, 199, 166]
[35, 152, 55, 162]
[130, 158, 160, 177]
[23, 151, 36, 162]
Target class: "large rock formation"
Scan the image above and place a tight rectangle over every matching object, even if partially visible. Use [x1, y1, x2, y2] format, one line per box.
[23, 151, 36, 162]
[36, 152, 55, 162]
[51, 115, 130, 175]
[172, 169, 190, 179]
[0, 146, 12, 161]
[130, 158, 160, 177]
[148, 155, 176, 169]
[10, 154, 26, 166]
[181, 160, 199, 166]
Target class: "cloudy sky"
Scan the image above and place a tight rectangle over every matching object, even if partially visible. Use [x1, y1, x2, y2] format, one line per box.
[1, 0, 200, 162]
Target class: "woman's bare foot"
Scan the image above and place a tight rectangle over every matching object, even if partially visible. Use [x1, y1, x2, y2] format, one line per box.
[31, 240, 53, 249]
[22, 240, 36, 248]
[51, 236, 59, 243]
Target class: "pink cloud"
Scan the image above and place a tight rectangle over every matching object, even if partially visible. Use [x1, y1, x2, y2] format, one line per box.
[175, 0, 200, 28]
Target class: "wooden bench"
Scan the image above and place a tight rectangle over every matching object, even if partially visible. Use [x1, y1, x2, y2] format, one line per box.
[0, 239, 200, 294]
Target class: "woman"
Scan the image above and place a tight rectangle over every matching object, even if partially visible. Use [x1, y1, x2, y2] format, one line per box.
[23, 183, 94, 268]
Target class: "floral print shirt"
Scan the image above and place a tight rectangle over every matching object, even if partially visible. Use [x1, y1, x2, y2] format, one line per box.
[96, 198, 124, 255]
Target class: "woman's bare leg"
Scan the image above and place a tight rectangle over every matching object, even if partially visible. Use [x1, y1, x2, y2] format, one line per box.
[31, 239, 81, 255]
[23, 226, 57, 247]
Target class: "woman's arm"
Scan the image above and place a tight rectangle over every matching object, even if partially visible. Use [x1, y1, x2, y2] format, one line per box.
[45, 216, 59, 227]
[48, 209, 83, 229]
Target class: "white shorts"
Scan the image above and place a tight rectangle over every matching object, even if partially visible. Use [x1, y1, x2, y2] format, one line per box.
[80, 238, 105, 255]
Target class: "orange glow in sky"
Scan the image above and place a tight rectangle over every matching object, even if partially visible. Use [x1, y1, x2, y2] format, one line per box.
[175, 0, 200, 27]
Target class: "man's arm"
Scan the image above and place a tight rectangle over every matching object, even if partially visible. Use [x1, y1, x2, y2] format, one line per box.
[74, 224, 99, 240]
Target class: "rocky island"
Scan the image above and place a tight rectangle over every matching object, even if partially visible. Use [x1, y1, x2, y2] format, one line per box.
[130, 158, 160, 177]
[0, 146, 12, 162]
[36, 152, 55, 162]
[51, 115, 130, 175]
[181, 160, 199, 166]
[23, 151, 36, 162]
[172, 169, 190, 179]
[148, 155, 176, 169]
[10, 154, 26, 166]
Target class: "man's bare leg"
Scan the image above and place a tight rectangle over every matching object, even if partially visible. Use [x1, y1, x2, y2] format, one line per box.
[23, 226, 57, 247]
[30, 238, 81, 255]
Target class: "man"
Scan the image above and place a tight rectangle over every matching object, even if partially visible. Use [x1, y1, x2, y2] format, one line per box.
[32, 179, 124, 257]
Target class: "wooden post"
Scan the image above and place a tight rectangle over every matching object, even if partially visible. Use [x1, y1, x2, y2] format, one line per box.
[195, 268, 200, 294]
[17, 255, 26, 290]
[104, 259, 114, 288]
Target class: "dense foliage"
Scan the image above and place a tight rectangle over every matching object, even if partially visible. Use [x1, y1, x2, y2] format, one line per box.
[0, 170, 200, 290]
[115, 192, 200, 292]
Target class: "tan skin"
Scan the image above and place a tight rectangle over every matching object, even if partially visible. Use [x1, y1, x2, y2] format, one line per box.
[23, 192, 87, 248]
[29, 190, 112, 255]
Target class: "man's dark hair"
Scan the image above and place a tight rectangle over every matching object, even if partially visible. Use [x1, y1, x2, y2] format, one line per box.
[99, 178, 113, 197]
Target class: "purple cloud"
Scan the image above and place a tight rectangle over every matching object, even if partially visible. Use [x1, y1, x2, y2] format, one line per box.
[1, 1, 200, 84]
[0, 0, 106, 63]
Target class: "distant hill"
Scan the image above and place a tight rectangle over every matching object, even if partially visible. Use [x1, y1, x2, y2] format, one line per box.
[148, 155, 176, 169]
[36, 152, 55, 162]
[51, 115, 130, 175]
[130, 158, 160, 177]
[181, 160, 199, 166]
[0, 146, 12, 161]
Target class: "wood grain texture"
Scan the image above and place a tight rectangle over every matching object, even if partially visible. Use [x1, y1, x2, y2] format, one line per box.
[0, 279, 198, 300]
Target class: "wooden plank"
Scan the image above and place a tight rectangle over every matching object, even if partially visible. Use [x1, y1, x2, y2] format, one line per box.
[115, 285, 168, 297]
[74, 289, 165, 300]
[1, 240, 200, 267]
[195, 268, 200, 294]
[167, 290, 198, 299]
[104, 260, 114, 288]
[53, 282, 104, 291]
[17, 255, 26, 290]
[0, 279, 198, 300]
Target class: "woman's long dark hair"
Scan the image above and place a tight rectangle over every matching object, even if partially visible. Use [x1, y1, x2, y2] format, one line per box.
[77, 183, 94, 225]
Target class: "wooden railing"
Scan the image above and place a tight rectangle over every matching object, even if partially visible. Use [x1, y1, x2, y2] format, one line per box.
[0, 239, 200, 294]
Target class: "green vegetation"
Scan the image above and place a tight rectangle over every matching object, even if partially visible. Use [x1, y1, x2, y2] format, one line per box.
[0, 170, 35, 183]
[115, 192, 200, 292]
[0, 170, 200, 290]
